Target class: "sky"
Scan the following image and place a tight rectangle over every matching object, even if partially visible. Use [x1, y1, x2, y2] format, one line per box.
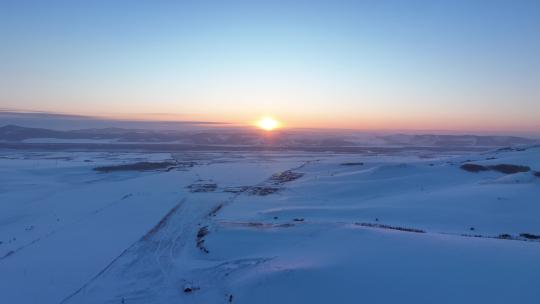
[1, 0, 539, 133]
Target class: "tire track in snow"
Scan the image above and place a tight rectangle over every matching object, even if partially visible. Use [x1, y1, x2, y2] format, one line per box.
[60, 160, 312, 304]
[0, 193, 135, 262]
[59, 199, 185, 304]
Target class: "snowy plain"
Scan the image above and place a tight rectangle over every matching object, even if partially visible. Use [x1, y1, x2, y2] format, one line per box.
[1, 146, 539, 303]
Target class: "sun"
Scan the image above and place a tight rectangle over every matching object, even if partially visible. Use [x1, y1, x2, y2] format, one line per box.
[257, 117, 280, 131]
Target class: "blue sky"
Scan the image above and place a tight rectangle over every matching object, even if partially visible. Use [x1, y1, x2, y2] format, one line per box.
[1, 0, 539, 132]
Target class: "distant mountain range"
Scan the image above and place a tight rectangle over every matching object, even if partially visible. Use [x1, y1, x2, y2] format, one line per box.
[0, 125, 536, 148]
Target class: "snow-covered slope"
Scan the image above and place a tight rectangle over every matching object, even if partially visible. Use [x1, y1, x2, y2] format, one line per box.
[1, 147, 539, 303]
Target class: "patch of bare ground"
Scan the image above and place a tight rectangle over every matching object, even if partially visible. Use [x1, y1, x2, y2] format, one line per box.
[1, 250, 15, 259]
[188, 183, 218, 193]
[218, 221, 295, 229]
[457, 232, 540, 242]
[143, 202, 183, 241]
[460, 163, 489, 172]
[356, 222, 540, 243]
[489, 164, 530, 174]
[460, 163, 530, 174]
[340, 162, 364, 166]
[270, 170, 304, 184]
[248, 186, 280, 196]
[196, 226, 210, 253]
[183, 283, 200, 293]
[208, 204, 223, 217]
[223, 186, 250, 193]
[223, 165, 308, 197]
[355, 222, 425, 233]
[94, 161, 177, 172]
[519, 233, 540, 240]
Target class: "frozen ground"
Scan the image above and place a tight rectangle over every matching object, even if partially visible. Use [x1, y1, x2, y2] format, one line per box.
[1, 146, 539, 303]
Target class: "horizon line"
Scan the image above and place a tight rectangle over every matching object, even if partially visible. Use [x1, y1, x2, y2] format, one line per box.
[1, 108, 539, 137]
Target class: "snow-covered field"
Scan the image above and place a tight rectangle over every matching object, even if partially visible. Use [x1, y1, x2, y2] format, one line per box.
[1, 147, 539, 303]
